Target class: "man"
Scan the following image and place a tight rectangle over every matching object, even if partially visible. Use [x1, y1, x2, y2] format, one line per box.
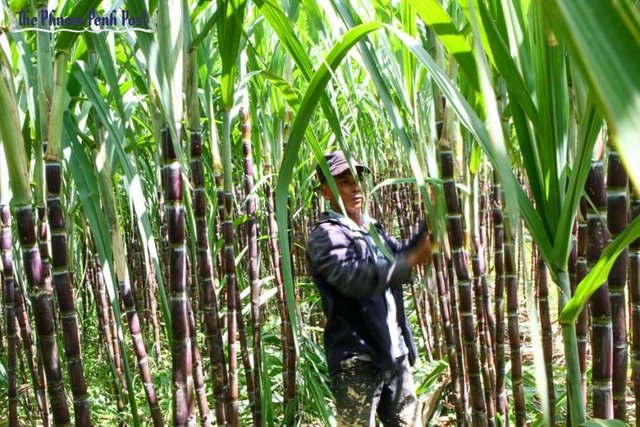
[305, 151, 432, 426]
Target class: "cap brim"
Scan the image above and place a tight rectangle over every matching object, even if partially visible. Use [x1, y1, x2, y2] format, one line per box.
[315, 165, 370, 190]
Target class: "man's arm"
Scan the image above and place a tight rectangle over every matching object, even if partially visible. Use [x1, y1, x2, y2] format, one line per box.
[376, 221, 433, 267]
[306, 223, 413, 299]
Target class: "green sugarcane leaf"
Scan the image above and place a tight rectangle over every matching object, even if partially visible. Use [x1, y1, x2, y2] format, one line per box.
[158, 0, 185, 127]
[409, 0, 479, 90]
[561, 213, 640, 325]
[547, 0, 640, 192]
[331, 1, 436, 244]
[255, 0, 346, 153]
[384, 24, 553, 261]
[468, 140, 482, 175]
[476, 1, 538, 127]
[551, 96, 603, 266]
[253, 0, 314, 80]
[401, 0, 416, 105]
[71, 61, 172, 339]
[0, 52, 31, 206]
[191, 8, 219, 49]
[54, 0, 103, 52]
[218, 0, 247, 110]
[275, 20, 384, 354]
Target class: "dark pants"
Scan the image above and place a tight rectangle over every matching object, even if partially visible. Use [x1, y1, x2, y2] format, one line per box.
[330, 355, 421, 426]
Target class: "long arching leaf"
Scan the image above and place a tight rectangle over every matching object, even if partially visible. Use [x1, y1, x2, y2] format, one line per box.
[561, 213, 640, 325]
[275, 21, 383, 352]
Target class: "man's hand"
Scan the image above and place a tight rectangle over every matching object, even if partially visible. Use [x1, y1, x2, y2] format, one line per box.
[406, 233, 432, 268]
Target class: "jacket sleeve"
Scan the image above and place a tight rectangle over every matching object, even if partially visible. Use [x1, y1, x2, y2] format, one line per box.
[306, 222, 412, 298]
[376, 220, 428, 255]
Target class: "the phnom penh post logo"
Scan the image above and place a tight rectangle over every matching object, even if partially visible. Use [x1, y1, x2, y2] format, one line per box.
[9, 6, 154, 33]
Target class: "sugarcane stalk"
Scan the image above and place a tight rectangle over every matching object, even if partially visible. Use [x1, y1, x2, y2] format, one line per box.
[630, 182, 640, 420]
[491, 173, 507, 424]
[162, 127, 194, 426]
[439, 140, 487, 425]
[281, 109, 297, 421]
[471, 173, 496, 426]
[433, 249, 466, 425]
[478, 181, 496, 367]
[219, 109, 240, 426]
[241, 107, 262, 425]
[0, 51, 70, 426]
[447, 252, 469, 420]
[44, 158, 91, 426]
[586, 152, 613, 419]
[503, 212, 525, 426]
[188, 299, 212, 427]
[1, 204, 18, 425]
[535, 249, 555, 422]
[189, 129, 227, 425]
[575, 198, 589, 402]
[12, 259, 49, 426]
[411, 186, 437, 358]
[263, 142, 295, 419]
[606, 147, 628, 420]
[90, 252, 124, 406]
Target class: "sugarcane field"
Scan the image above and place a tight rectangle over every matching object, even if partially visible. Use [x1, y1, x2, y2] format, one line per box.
[1, 0, 640, 425]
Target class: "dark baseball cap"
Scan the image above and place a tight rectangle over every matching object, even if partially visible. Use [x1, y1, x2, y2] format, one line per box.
[315, 151, 370, 187]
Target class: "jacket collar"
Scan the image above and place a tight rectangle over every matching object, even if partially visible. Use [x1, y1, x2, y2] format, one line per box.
[325, 209, 377, 233]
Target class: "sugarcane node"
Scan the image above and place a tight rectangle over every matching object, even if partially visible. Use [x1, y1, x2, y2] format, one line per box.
[166, 207, 186, 244]
[60, 323, 79, 355]
[45, 163, 62, 194]
[586, 163, 607, 206]
[450, 218, 464, 247]
[161, 127, 178, 160]
[223, 252, 236, 275]
[0, 230, 11, 248]
[169, 245, 187, 280]
[47, 200, 65, 230]
[165, 165, 184, 201]
[243, 158, 252, 174]
[194, 189, 206, 215]
[0, 205, 9, 224]
[170, 307, 189, 341]
[240, 108, 250, 122]
[439, 151, 454, 177]
[171, 337, 191, 369]
[173, 393, 189, 424]
[191, 162, 204, 186]
[73, 404, 91, 426]
[4, 277, 15, 301]
[190, 131, 202, 156]
[128, 312, 142, 332]
[48, 392, 71, 424]
[222, 223, 233, 242]
[200, 280, 216, 301]
[443, 182, 459, 211]
[223, 192, 233, 212]
[32, 297, 56, 336]
[53, 276, 73, 311]
[23, 248, 43, 285]
[607, 153, 627, 188]
[42, 148, 57, 161]
[49, 237, 67, 269]
[608, 195, 628, 234]
[15, 208, 37, 245]
[196, 225, 208, 247]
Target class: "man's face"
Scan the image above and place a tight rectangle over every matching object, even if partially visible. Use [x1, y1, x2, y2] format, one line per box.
[320, 170, 364, 217]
